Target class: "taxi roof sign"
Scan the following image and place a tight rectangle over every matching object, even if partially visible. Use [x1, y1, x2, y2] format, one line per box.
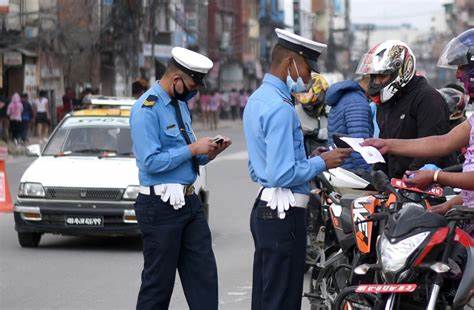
[72, 109, 130, 117]
[89, 96, 136, 107]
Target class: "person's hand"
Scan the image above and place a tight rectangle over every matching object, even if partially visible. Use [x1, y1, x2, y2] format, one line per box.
[361, 138, 390, 155]
[310, 146, 329, 157]
[208, 137, 232, 160]
[402, 170, 435, 190]
[320, 148, 352, 169]
[189, 137, 218, 155]
[160, 184, 185, 210]
[429, 202, 451, 215]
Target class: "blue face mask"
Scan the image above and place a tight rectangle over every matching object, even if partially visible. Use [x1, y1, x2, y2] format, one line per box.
[286, 59, 307, 94]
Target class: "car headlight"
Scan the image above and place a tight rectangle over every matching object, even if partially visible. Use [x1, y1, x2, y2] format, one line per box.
[380, 231, 430, 273]
[18, 182, 46, 198]
[122, 186, 140, 200]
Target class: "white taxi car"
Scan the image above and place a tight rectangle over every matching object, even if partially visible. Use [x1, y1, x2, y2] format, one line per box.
[14, 96, 209, 247]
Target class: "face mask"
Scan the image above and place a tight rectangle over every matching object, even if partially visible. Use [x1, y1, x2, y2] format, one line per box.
[286, 59, 307, 94]
[173, 78, 197, 101]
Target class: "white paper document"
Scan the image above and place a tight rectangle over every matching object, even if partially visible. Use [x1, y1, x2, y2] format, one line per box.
[340, 137, 386, 164]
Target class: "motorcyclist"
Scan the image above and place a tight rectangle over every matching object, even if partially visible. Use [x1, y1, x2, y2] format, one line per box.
[294, 73, 330, 154]
[357, 40, 456, 178]
[438, 85, 467, 129]
[363, 29, 474, 220]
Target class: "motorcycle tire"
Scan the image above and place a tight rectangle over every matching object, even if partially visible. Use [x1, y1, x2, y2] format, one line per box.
[333, 286, 379, 310]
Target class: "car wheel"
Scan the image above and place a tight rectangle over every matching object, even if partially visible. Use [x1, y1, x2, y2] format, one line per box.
[17, 232, 42, 248]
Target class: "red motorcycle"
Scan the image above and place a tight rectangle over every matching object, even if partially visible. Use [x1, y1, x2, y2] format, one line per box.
[334, 195, 474, 309]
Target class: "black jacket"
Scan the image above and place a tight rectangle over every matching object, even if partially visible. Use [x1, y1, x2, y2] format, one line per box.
[376, 76, 456, 178]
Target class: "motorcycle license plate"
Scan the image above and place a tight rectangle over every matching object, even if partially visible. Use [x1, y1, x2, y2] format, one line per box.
[355, 284, 417, 294]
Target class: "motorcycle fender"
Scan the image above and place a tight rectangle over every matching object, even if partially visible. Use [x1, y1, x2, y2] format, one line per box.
[453, 246, 474, 307]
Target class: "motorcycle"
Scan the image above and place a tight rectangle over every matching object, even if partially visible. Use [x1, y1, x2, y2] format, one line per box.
[334, 175, 474, 310]
[305, 170, 448, 309]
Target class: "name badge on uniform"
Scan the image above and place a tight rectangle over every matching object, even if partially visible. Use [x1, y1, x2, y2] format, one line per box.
[166, 124, 176, 129]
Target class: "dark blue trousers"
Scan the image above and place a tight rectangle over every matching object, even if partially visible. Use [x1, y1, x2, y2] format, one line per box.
[250, 201, 307, 310]
[135, 193, 218, 310]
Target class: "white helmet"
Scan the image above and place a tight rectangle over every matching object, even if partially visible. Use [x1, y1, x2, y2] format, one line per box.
[356, 40, 416, 103]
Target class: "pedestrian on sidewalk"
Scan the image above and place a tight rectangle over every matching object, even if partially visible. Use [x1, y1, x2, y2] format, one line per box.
[62, 87, 75, 114]
[0, 89, 8, 142]
[20, 93, 33, 143]
[199, 90, 211, 129]
[239, 89, 249, 119]
[34, 90, 50, 142]
[229, 88, 239, 120]
[7, 93, 23, 144]
[132, 79, 149, 99]
[210, 90, 221, 130]
[222, 90, 231, 119]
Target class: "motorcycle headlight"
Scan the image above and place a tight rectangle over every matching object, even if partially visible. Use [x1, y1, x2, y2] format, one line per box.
[380, 231, 430, 273]
[122, 185, 140, 200]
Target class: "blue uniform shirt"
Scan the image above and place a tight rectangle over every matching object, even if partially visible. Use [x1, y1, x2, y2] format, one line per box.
[243, 73, 326, 195]
[130, 82, 208, 186]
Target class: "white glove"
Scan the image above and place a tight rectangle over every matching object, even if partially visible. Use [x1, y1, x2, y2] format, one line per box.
[267, 188, 296, 219]
[160, 184, 185, 210]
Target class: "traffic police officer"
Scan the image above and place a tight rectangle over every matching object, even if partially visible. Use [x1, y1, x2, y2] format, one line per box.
[130, 47, 231, 310]
[243, 29, 352, 309]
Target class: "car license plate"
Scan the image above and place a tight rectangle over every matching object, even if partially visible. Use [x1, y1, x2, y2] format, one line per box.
[65, 216, 104, 227]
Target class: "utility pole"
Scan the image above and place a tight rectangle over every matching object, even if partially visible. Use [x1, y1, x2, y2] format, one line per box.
[149, 0, 158, 84]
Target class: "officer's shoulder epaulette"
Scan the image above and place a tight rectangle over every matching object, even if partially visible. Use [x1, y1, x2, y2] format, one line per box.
[142, 95, 158, 108]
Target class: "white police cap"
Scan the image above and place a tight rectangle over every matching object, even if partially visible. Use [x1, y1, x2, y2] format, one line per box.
[275, 28, 327, 72]
[171, 47, 213, 85]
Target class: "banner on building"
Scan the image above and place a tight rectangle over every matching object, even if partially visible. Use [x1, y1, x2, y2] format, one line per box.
[24, 64, 38, 99]
[0, 0, 9, 14]
[3, 51, 22, 66]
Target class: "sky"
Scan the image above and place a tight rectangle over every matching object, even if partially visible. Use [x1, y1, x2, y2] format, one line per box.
[351, 0, 447, 30]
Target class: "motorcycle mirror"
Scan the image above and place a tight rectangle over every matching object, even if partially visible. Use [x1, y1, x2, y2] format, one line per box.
[371, 170, 390, 192]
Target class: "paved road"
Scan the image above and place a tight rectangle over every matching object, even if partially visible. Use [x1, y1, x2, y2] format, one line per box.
[1, 122, 312, 310]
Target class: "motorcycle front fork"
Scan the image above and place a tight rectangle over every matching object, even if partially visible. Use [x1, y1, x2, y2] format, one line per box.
[427, 284, 441, 310]
[427, 221, 457, 310]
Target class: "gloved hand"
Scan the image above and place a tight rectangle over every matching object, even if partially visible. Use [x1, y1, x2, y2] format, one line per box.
[160, 184, 185, 210]
[267, 188, 296, 219]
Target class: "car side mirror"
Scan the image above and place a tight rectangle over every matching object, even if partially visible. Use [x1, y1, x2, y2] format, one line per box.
[26, 144, 41, 157]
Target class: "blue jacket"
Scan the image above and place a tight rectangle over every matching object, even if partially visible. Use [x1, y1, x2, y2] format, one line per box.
[326, 80, 373, 172]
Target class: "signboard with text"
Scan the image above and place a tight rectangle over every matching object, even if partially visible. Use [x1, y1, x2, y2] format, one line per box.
[0, 0, 9, 14]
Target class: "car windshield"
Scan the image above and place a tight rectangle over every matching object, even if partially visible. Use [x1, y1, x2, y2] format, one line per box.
[43, 116, 133, 157]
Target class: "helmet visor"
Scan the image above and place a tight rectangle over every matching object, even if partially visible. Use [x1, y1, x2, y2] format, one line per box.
[355, 52, 396, 75]
[438, 29, 474, 69]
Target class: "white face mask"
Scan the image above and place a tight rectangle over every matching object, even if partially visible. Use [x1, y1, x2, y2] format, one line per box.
[286, 59, 307, 94]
